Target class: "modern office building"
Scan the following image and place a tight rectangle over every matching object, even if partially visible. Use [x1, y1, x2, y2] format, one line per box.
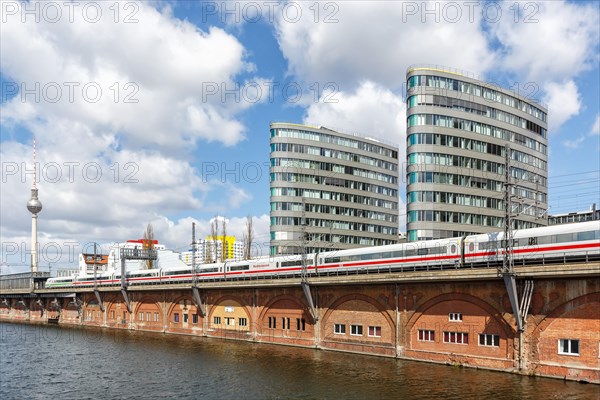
[269, 123, 400, 256]
[406, 66, 548, 241]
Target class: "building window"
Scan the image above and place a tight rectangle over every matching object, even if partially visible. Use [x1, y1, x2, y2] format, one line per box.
[225, 317, 235, 326]
[350, 325, 363, 336]
[239, 317, 247, 327]
[479, 334, 500, 347]
[334, 323, 346, 334]
[449, 313, 462, 321]
[110, 310, 115, 319]
[183, 313, 188, 323]
[192, 314, 198, 324]
[154, 312, 159, 322]
[281, 317, 290, 330]
[368, 326, 382, 337]
[418, 329, 435, 342]
[296, 318, 306, 331]
[213, 316, 221, 325]
[173, 313, 179, 323]
[138, 312, 143, 321]
[558, 339, 579, 356]
[268, 316, 276, 329]
[444, 331, 468, 344]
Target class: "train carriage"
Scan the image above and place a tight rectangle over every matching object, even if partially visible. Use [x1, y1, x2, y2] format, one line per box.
[463, 221, 600, 266]
[316, 237, 462, 274]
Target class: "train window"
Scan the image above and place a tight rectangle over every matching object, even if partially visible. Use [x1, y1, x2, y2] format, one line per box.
[576, 231, 595, 241]
[479, 242, 496, 250]
[537, 235, 552, 245]
[432, 246, 447, 255]
[554, 233, 574, 243]
[229, 264, 249, 271]
[417, 248, 429, 255]
[469, 243, 474, 252]
[528, 237, 538, 246]
[281, 260, 302, 267]
[451, 245, 457, 253]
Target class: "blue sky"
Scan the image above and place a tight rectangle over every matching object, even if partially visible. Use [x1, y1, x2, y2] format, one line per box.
[1, 1, 599, 271]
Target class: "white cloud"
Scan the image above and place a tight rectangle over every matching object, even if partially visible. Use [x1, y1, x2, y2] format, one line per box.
[543, 80, 582, 134]
[591, 114, 600, 136]
[562, 136, 586, 149]
[274, 1, 496, 91]
[0, 2, 256, 149]
[492, 1, 600, 83]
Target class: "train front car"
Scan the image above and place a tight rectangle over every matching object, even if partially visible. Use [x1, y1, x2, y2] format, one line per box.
[463, 221, 600, 267]
[46, 276, 75, 288]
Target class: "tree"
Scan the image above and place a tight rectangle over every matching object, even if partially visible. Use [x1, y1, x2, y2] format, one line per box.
[143, 223, 155, 269]
[243, 215, 254, 260]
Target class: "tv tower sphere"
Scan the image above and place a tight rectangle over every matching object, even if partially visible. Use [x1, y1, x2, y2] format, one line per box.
[27, 189, 43, 214]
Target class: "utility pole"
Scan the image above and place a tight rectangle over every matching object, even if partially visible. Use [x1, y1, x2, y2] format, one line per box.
[192, 222, 196, 286]
[502, 145, 535, 371]
[301, 199, 308, 283]
[502, 146, 514, 276]
[300, 199, 317, 322]
[191, 222, 205, 316]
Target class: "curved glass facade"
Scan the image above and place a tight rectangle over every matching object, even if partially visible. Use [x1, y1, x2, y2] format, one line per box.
[406, 67, 548, 241]
[270, 123, 399, 255]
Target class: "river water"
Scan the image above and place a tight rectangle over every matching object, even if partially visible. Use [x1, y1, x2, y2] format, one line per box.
[0, 322, 597, 399]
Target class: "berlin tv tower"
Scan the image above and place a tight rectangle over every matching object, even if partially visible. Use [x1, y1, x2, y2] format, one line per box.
[26, 136, 42, 274]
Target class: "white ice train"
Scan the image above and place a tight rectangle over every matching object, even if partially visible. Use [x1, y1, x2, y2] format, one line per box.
[46, 221, 600, 288]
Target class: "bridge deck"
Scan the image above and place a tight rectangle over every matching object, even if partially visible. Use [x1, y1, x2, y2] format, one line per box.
[1, 261, 598, 295]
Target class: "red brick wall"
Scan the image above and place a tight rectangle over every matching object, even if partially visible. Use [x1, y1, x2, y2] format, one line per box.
[1, 277, 598, 382]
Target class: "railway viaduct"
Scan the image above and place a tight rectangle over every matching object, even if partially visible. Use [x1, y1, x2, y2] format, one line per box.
[1, 261, 599, 383]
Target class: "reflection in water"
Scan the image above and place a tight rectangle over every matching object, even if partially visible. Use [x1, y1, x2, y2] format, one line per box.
[0, 323, 597, 400]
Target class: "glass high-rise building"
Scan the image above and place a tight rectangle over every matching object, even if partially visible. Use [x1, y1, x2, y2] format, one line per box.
[406, 66, 548, 241]
[270, 123, 399, 256]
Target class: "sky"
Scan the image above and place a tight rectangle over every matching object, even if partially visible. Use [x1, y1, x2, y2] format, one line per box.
[1, 0, 599, 273]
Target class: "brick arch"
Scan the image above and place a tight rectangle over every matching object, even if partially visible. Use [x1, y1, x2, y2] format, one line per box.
[528, 292, 600, 381]
[133, 295, 162, 315]
[406, 292, 512, 336]
[166, 295, 196, 317]
[258, 294, 309, 323]
[530, 292, 600, 348]
[103, 295, 125, 312]
[320, 293, 395, 332]
[208, 295, 251, 320]
[83, 299, 98, 308]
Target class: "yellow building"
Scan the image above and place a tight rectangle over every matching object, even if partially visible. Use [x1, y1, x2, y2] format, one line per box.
[205, 235, 239, 260]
